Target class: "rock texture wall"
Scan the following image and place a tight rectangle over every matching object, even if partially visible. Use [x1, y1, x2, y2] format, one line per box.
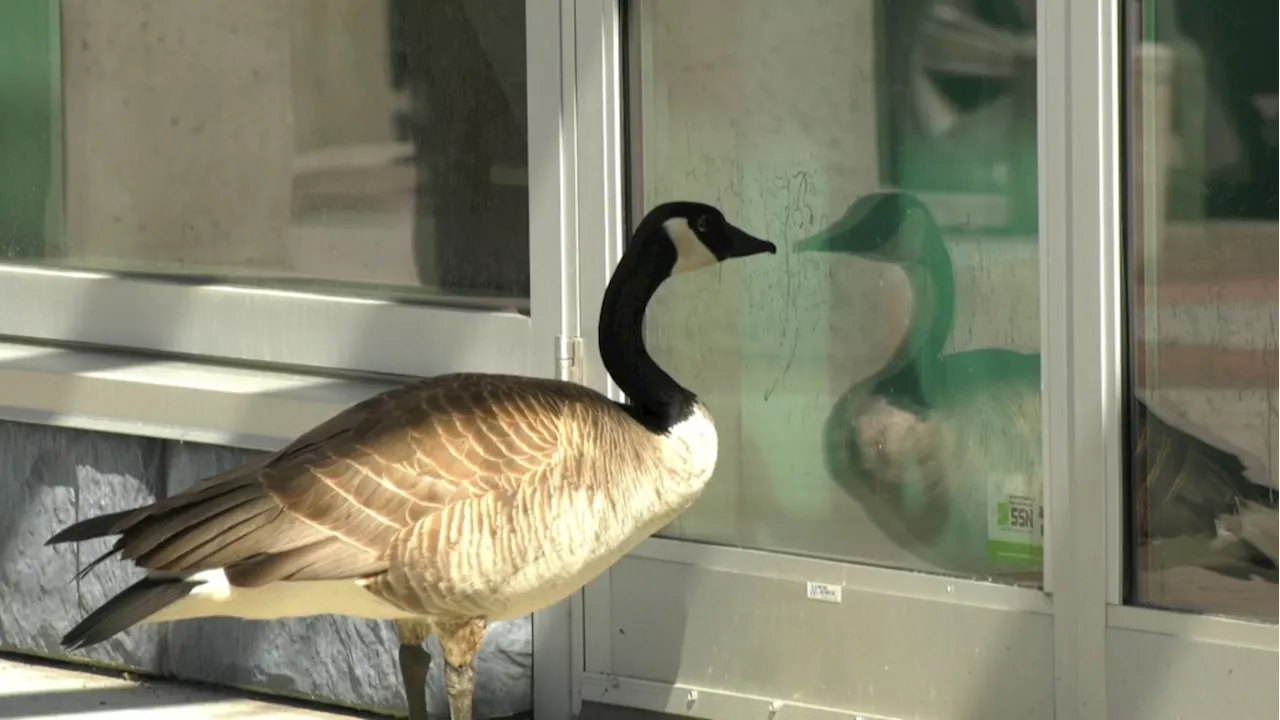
[0, 420, 531, 719]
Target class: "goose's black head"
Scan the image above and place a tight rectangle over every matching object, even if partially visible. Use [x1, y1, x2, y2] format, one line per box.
[634, 201, 777, 278]
[792, 191, 937, 265]
[602, 201, 776, 433]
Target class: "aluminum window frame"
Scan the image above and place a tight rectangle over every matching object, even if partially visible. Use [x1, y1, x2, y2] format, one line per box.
[1046, 0, 1119, 715]
[528, 3, 588, 718]
[0, 2, 561, 381]
[574, 0, 635, 701]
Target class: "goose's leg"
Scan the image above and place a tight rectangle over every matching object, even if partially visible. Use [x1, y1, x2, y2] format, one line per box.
[434, 616, 487, 720]
[395, 619, 433, 720]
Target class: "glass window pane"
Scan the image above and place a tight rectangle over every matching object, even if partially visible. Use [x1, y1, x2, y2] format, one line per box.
[0, 0, 529, 309]
[629, 0, 1042, 586]
[1123, 0, 1277, 621]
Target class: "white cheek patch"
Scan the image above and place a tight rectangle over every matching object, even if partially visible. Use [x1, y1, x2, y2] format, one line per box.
[663, 217, 719, 275]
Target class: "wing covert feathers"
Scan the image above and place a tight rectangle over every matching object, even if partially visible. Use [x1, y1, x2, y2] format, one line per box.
[46, 374, 605, 592]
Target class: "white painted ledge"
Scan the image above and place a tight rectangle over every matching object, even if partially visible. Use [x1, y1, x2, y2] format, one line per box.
[0, 656, 367, 719]
[0, 341, 403, 451]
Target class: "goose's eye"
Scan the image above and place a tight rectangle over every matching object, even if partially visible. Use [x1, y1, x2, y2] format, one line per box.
[694, 215, 712, 233]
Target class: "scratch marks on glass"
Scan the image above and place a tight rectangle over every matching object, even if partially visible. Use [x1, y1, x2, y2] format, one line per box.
[763, 168, 817, 402]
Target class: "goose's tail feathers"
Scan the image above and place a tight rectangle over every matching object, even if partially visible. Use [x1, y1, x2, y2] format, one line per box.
[61, 576, 200, 650]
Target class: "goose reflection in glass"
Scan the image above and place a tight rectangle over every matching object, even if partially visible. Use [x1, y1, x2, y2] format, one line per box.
[795, 190, 1277, 582]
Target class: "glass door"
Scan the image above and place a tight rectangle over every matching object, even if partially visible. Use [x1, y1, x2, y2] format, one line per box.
[577, 1, 1056, 717]
[1106, 1, 1278, 716]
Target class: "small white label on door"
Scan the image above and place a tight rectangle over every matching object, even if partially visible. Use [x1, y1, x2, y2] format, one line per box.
[805, 581, 842, 604]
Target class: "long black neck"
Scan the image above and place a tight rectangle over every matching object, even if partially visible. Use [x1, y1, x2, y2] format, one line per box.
[599, 225, 696, 434]
[873, 222, 956, 402]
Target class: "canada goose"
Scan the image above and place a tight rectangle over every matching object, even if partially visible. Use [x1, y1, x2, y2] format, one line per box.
[795, 190, 1277, 581]
[45, 201, 777, 720]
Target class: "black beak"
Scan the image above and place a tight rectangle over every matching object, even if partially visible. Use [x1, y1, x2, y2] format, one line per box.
[725, 224, 778, 258]
[793, 191, 910, 255]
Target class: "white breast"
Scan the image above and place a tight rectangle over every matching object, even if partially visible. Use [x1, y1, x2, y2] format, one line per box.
[455, 404, 720, 621]
[657, 402, 719, 492]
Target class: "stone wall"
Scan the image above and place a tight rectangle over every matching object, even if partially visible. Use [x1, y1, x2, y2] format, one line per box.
[0, 420, 531, 719]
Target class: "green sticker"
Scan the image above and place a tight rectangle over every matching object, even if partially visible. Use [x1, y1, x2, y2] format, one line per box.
[987, 473, 1043, 567]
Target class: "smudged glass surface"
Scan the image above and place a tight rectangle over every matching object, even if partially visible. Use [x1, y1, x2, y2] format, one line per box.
[630, 0, 1044, 587]
[1123, 0, 1278, 621]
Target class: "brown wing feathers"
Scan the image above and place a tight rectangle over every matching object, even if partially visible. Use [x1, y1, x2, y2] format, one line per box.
[46, 401, 396, 583]
[1132, 403, 1278, 558]
[47, 374, 586, 593]
[45, 374, 597, 654]
[61, 577, 203, 650]
[56, 472, 307, 583]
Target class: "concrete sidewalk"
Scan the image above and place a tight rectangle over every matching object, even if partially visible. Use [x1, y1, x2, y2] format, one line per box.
[0, 655, 372, 719]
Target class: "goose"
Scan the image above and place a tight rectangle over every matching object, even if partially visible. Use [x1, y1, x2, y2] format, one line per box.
[794, 189, 1277, 581]
[44, 201, 778, 720]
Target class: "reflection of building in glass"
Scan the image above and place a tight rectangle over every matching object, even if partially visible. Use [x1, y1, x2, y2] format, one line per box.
[391, 0, 530, 299]
[880, 0, 1278, 228]
[1126, 0, 1278, 621]
[1160, 0, 1277, 219]
[878, 0, 1038, 231]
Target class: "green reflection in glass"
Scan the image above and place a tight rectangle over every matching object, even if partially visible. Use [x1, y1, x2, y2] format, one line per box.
[0, 0, 61, 259]
[796, 190, 1042, 583]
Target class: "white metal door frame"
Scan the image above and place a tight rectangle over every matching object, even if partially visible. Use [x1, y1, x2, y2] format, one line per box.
[528, 0, 587, 718]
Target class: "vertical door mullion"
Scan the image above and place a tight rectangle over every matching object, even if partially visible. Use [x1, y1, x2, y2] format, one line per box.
[572, 0, 628, 689]
[1043, 0, 1124, 718]
[528, 0, 580, 717]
